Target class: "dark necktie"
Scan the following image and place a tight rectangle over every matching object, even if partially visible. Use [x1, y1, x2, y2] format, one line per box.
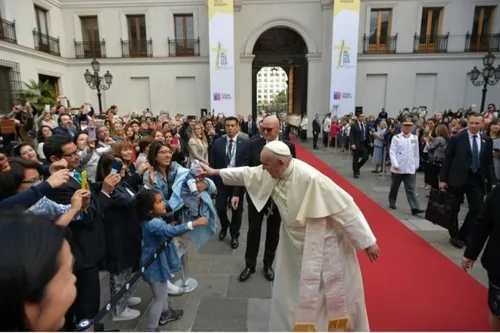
[226, 139, 234, 167]
[472, 135, 479, 173]
[361, 123, 365, 141]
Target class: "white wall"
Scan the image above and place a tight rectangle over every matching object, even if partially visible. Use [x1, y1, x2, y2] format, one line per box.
[1, 0, 500, 118]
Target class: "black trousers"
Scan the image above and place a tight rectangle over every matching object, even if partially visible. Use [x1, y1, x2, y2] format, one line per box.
[300, 129, 307, 141]
[245, 198, 281, 269]
[322, 132, 329, 147]
[352, 148, 369, 174]
[447, 171, 484, 242]
[312, 131, 319, 147]
[64, 266, 100, 331]
[426, 162, 441, 190]
[215, 183, 243, 238]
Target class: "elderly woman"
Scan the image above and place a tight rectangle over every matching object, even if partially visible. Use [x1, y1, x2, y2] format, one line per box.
[371, 120, 387, 173]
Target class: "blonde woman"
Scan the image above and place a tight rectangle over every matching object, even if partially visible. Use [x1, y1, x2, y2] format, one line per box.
[188, 123, 209, 165]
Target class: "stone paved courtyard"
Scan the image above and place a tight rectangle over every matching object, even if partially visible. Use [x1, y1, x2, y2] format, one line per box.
[95, 142, 487, 332]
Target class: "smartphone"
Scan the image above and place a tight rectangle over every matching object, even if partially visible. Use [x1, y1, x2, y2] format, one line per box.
[44, 104, 50, 112]
[81, 170, 88, 190]
[110, 160, 123, 175]
[87, 126, 97, 141]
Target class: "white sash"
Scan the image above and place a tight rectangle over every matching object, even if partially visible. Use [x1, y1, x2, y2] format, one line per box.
[293, 219, 350, 332]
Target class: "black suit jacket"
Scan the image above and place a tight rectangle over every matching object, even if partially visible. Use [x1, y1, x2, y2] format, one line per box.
[312, 119, 321, 134]
[210, 136, 250, 197]
[244, 137, 296, 167]
[349, 122, 372, 149]
[242, 121, 257, 136]
[439, 130, 496, 188]
[45, 177, 112, 270]
[464, 186, 500, 282]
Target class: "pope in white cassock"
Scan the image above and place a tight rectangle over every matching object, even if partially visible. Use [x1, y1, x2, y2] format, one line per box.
[201, 141, 380, 332]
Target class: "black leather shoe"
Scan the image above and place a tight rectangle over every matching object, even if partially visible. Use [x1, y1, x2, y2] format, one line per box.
[411, 209, 425, 216]
[231, 238, 239, 249]
[450, 237, 464, 249]
[219, 229, 227, 241]
[239, 267, 255, 282]
[263, 266, 275, 281]
[389, 204, 396, 209]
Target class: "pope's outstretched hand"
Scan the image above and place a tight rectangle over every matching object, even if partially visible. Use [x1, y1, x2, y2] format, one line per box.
[365, 244, 380, 262]
[199, 163, 217, 176]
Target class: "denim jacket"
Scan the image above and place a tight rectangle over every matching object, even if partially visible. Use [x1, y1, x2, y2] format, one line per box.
[140, 217, 191, 283]
[143, 162, 189, 208]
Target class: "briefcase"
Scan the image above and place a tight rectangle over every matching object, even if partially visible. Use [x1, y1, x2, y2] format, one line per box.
[425, 189, 458, 230]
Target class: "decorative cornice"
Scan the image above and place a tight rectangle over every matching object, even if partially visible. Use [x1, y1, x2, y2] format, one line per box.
[239, 54, 255, 63]
[0, 42, 67, 66]
[59, 0, 205, 8]
[67, 56, 210, 65]
[357, 52, 492, 61]
[321, 0, 333, 10]
[306, 53, 322, 62]
[0, 41, 209, 66]
[234, 0, 243, 12]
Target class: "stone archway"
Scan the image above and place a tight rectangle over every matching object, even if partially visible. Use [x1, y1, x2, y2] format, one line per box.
[251, 27, 309, 119]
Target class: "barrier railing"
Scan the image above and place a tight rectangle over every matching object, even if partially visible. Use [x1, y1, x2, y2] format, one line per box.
[76, 240, 170, 331]
[76, 212, 200, 331]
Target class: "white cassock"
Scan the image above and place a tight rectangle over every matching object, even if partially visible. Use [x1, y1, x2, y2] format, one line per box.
[220, 158, 376, 332]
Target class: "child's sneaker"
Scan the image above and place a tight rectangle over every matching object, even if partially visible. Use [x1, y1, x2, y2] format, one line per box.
[158, 308, 184, 326]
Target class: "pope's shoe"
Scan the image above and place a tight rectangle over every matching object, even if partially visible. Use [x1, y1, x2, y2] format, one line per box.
[239, 267, 255, 282]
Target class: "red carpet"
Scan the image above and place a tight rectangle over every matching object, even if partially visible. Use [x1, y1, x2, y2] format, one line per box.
[294, 140, 489, 331]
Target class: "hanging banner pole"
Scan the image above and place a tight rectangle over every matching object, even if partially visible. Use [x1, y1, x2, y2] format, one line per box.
[329, 0, 361, 118]
[208, 0, 235, 117]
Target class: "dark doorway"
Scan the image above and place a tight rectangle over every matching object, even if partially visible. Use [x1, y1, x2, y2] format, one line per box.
[38, 74, 60, 98]
[252, 27, 308, 119]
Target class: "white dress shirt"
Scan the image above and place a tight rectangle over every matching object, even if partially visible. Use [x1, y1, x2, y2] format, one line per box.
[467, 130, 481, 153]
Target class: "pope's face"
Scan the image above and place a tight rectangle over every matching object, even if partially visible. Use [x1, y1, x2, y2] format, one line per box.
[260, 149, 282, 179]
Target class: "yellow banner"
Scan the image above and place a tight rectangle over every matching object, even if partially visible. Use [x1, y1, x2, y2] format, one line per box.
[208, 0, 234, 21]
[333, 0, 360, 17]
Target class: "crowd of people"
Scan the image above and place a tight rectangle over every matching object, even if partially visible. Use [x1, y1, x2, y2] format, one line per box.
[0, 99, 497, 331]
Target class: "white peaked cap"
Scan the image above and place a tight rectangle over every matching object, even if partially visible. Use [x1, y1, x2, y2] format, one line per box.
[265, 141, 291, 156]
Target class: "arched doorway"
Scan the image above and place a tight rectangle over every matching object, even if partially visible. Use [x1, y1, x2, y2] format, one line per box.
[252, 27, 308, 119]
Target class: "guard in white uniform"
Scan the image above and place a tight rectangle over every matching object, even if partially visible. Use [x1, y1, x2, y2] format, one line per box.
[388, 119, 425, 215]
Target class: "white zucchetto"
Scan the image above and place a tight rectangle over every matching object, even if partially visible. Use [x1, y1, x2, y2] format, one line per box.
[265, 141, 291, 156]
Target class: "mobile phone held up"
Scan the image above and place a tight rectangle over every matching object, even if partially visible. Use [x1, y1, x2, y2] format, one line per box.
[110, 160, 123, 175]
[87, 126, 97, 141]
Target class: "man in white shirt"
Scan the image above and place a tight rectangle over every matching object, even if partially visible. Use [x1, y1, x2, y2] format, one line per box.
[322, 114, 331, 147]
[388, 119, 424, 215]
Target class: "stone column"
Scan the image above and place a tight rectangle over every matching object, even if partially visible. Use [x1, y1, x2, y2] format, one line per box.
[306, 53, 323, 137]
[236, 54, 254, 117]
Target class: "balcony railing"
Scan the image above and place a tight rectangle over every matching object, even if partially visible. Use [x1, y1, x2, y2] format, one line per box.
[121, 38, 152, 58]
[74, 40, 106, 59]
[413, 33, 449, 53]
[465, 32, 500, 52]
[0, 18, 17, 43]
[168, 37, 200, 56]
[33, 30, 60, 56]
[362, 34, 398, 54]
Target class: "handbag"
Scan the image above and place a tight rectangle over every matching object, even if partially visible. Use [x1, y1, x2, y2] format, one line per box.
[425, 189, 459, 230]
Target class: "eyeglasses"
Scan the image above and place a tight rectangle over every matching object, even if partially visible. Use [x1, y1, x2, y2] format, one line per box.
[62, 151, 79, 158]
[262, 127, 275, 132]
[22, 175, 43, 185]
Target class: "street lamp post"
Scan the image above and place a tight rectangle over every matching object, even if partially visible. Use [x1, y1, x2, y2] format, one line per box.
[469, 52, 500, 112]
[83, 58, 113, 113]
